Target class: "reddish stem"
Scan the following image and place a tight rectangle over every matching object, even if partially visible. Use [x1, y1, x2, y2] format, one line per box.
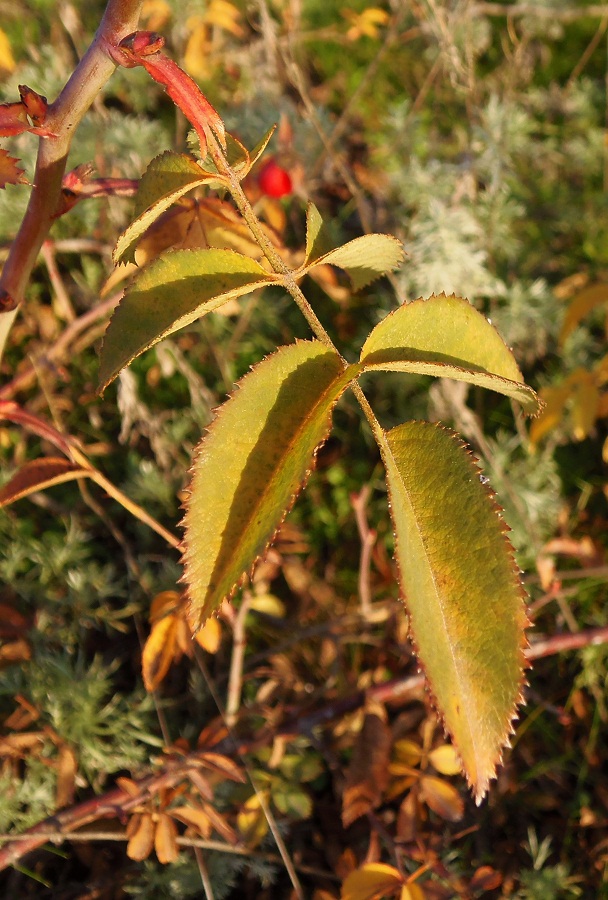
[0, 0, 144, 360]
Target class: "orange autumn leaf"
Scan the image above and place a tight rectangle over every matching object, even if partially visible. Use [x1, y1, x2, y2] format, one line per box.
[155, 812, 179, 864]
[0, 148, 27, 189]
[126, 812, 155, 861]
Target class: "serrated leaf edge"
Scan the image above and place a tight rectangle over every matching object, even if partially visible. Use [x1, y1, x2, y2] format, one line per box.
[380, 420, 530, 803]
[179, 342, 353, 626]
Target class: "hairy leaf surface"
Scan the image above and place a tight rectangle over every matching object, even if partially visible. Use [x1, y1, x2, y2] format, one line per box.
[182, 341, 350, 629]
[99, 249, 273, 390]
[359, 293, 540, 414]
[381, 420, 528, 802]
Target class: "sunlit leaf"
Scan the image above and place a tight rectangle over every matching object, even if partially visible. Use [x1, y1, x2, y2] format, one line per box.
[341, 863, 404, 900]
[359, 293, 540, 414]
[126, 812, 155, 861]
[529, 382, 572, 445]
[141, 614, 178, 692]
[56, 745, 77, 809]
[0, 148, 27, 189]
[428, 744, 462, 776]
[303, 230, 404, 291]
[419, 775, 464, 822]
[172, 805, 212, 839]
[190, 616, 220, 653]
[0, 28, 16, 74]
[237, 792, 269, 847]
[381, 420, 528, 803]
[0, 458, 90, 508]
[182, 341, 350, 629]
[304, 203, 336, 266]
[99, 249, 273, 390]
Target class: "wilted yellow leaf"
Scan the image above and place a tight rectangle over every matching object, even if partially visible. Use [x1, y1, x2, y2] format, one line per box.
[141, 0, 172, 31]
[237, 792, 269, 846]
[401, 884, 426, 900]
[195, 615, 222, 653]
[183, 21, 212, 82]
[56, 745, 77, 809]
[142, 614, 178, 692]
[205, 0, 244, 37]
[343, 8, 389, 41]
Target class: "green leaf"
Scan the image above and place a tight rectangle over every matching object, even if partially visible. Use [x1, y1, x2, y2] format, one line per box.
[380, 420, 528, 803]
[299, 206, 404, 290]
[304, 202, 336, 265]
[244, 125, 277, 172]
[182, 341, 349, 629]
[114, 152, 220, 264]
[359, 293, 540, 414]
[98, 249, 273, 391]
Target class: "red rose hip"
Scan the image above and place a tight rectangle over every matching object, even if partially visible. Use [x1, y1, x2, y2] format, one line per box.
[257, 158, 292, 198]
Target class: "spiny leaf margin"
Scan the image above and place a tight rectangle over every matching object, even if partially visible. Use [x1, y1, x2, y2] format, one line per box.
[181, 340, 354, 629]
[380, 419, 529, 803]
[359, 293, 541, 415]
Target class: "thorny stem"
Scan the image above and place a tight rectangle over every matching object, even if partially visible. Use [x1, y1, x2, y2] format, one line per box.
[0, 0, 144, 363]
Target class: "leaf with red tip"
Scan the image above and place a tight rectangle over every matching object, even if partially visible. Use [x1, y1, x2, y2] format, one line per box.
[0, 458, 90, 508]
[115, 33, 225, 153]
[182, 341, 352, 629]
[359, 293, 541, 415]
[380, 420, 528, 803]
